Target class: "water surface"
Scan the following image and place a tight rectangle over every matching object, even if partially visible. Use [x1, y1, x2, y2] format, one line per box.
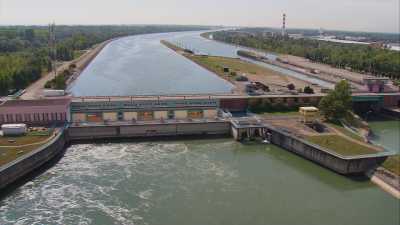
[0, 139, 398, 225]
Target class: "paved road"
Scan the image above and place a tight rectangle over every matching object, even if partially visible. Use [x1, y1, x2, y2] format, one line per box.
[20, 40, 111, 100]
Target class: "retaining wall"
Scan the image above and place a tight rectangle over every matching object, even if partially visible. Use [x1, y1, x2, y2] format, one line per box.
[68, 122, 231, 140]
[0, 130, 67, 189]
[265, 124, 388, 174]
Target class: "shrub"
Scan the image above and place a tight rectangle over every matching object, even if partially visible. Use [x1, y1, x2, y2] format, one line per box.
[287, 83, 295, 90]
[303, 86, 314, 94]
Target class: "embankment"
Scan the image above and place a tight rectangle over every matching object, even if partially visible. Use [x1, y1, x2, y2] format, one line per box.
[0, 130, 67, 189]
[68, 121, 231, 141]
[263, 124, 390, 174]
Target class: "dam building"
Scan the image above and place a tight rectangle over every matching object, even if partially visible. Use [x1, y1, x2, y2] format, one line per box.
[70, 98, 219, 123]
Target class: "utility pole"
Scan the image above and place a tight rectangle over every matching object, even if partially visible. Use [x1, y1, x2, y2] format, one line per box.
[48, 23, 57, 79]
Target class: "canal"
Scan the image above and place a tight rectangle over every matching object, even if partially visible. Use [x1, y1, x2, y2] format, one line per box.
[1, 139, 399, 225]
[69, 30, 333, 97]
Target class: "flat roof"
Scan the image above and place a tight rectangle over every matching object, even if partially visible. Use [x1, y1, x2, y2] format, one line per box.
[1, 98, 71, 108]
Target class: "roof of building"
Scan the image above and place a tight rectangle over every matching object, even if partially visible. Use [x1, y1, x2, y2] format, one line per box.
[299, 106, 319, 111]
[0, 98, 71, 108]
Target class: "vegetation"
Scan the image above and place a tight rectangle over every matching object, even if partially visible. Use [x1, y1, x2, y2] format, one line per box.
[306, 135, 378, 156]
[319, 80, 352, 121]
[210, 30, 400, 80]
[0, 25, 210, 96]
[382, 155, 400, 176]
[0, 133, 52, 166]
[327, 121, 364, 142]
[303, 86, 314, 94]
[249, 102, 299, 114]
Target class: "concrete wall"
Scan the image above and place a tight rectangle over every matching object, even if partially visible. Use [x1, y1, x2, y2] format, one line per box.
[175, 110, 188, 119]
[103, 112, 118, 122]
[0, 130, 67, 190]
[154, 111, 168, 120]
[204, 109, 217, 119]
[123, 112, 138, 121]
[265, 125, 387, 174]
[72, 113, 86, 122]
[68, 122, 230, 140]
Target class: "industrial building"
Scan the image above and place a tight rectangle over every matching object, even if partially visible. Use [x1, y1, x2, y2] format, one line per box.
[0, 98, 71, 125]
[70, 98, 219, 123]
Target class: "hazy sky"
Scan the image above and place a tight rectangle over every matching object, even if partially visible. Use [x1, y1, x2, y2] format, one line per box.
[0, 0, 398, 33]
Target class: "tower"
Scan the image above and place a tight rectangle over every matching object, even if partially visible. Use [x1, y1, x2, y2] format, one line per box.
[282, 13, 286, 36]
[48, 23, 57, 78]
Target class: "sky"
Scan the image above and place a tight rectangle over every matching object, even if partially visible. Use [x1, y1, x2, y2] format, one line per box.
[0, 0, 398, 33]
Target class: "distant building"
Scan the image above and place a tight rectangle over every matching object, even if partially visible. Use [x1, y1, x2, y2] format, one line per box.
[0, 98, 71, 125]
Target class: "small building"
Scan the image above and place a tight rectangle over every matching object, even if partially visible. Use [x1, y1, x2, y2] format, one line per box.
[299, 107, 319, 124]
[1, 124, 27, 136]
[0, 98, 71, 125]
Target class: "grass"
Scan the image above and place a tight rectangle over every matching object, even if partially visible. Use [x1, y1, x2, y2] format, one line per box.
[327, 122, 365, 142]
[161, 39, 281, 82]
[73, 50, 86, 59]
[306, 135, 378, 156]
[0, 135, 50, 147]
[186, 55, 277, 81]
[262, 110, 300, 116]
[0, 133, 52, 166]
[382, 155, 400, 176]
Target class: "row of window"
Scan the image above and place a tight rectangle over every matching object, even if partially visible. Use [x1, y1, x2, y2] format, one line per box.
[0, 113, 67, 123]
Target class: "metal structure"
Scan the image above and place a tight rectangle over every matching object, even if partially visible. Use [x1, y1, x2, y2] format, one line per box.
[281, 13, 287, 36]
[48, 23, 57, 78]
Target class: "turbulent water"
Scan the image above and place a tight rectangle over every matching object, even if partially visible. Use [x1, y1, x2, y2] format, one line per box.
[1, 139, 398, 225]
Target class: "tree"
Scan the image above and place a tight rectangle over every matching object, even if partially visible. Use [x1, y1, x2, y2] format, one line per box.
[303, 86, 314, 94]
[319, 80, 352, 121]
[287, 83, 295, 90]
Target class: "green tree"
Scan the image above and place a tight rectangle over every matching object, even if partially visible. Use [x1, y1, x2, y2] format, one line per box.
[319, 80, 352, 121]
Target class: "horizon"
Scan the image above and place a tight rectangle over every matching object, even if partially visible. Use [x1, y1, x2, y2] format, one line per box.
[0, 0, 399, 33]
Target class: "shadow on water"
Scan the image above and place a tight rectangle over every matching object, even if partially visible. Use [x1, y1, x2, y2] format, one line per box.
[238, 141, 373, 191]
[69, 134, 231, 145]
[0, 144, 70, 202]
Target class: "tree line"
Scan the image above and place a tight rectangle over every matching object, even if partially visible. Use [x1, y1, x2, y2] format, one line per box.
[210, 31, 400, 81]
[0, 25, 210, 95]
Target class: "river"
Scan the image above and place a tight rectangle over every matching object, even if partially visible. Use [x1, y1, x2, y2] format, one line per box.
[1, 31, 399, 224]
[369, 119, 400, 153]
[69, 30, 333, 97]
[1, 139, 399, 225]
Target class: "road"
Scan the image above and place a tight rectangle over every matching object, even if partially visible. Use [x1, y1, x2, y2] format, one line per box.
[20, 40, 112, 100]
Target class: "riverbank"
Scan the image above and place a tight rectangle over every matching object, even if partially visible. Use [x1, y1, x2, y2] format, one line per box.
[20, 39, 111, 100]
[0, 128, 67, 189]
[161, 40, 318, 95]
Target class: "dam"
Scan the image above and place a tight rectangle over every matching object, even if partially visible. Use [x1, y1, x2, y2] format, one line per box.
[1, 31, 399, 225]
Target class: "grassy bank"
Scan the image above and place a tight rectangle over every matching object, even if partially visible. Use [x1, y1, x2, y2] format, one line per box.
[306, 135, 379, 156]
[382, 155, 400, 176]
[161, 40, 283, 83]
[0, 133, 52, 166]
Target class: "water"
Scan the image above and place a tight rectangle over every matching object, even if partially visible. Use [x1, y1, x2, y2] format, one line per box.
[68, 31, 234, 96]
[369, 119, 400, 153]
[1, 139, 398, 225]
[170, 31, 334, 88]
[69, 30, 333, 97]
